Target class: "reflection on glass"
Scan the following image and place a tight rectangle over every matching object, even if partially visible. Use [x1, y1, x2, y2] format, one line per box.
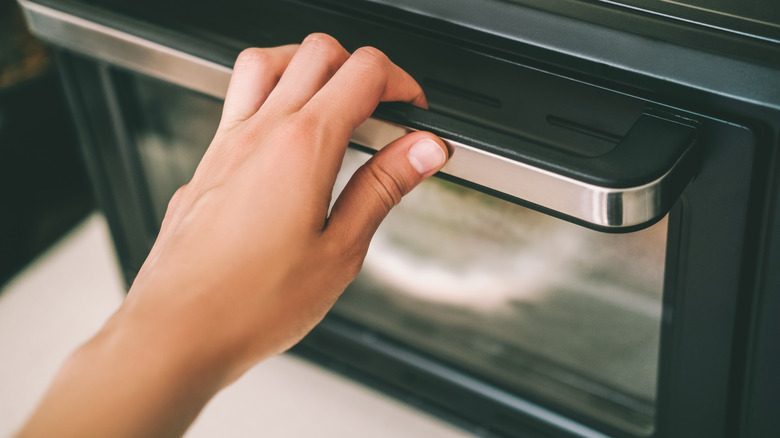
[332, 149, 666, 436]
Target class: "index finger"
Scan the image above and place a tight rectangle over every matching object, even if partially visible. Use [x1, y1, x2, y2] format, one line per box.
[303, 46, 426, 142]
[219, 44, 299, 132]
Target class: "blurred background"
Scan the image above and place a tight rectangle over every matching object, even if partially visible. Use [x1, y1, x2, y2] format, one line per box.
[0, 0, 94, 287]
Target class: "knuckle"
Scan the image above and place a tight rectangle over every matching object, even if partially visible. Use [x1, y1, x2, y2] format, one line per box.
[166, 184, 189, 212]
[171, 184, 189, 201]
[302, 32, 340, 50]
[350, 46, 389, 70]
[234, 47, 271, 68]
[302, 33, 347, 66]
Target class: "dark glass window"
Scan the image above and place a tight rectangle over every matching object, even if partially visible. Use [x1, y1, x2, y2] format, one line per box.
[332, 149, 666, 436]
[123, 72, 667, 436]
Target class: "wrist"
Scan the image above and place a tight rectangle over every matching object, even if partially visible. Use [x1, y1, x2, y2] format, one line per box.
[101, 300, 240, 392]
[18, 305, 233, 438]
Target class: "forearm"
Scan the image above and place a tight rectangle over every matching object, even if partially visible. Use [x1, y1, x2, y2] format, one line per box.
[16, 309, 230, 438]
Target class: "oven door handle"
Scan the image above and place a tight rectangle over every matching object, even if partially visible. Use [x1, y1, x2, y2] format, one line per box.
[20, 0, 698, 231]
[360, 102, 697, 231]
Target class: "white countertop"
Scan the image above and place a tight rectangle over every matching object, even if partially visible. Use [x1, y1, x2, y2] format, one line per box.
[0, 213, 474, 438]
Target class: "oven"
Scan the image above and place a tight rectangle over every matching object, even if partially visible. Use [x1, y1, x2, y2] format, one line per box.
[19, 0, 780, 437]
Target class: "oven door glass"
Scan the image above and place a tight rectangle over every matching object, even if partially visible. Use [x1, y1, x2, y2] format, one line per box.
[122, 72, 667, 437]
[332, 149, 666, 436]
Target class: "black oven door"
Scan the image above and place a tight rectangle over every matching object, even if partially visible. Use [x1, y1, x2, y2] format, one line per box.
[20, 0, 779, 437]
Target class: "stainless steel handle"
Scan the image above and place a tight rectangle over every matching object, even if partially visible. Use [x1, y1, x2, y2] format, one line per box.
[20, 0, 698, 231]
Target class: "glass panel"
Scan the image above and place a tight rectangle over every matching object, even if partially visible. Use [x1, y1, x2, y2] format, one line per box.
[123, 74, 222, 224]
[332, 149, 667, 436]
[122, 74, 666, 436]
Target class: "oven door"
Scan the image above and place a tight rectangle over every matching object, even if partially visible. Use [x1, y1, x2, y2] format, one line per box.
[21, 0, 763, 437]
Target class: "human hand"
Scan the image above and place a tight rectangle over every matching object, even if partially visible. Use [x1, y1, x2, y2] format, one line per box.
[17, 34, 448, 438]
[122, 33, 448, 378]
[120, 33, 449, 381]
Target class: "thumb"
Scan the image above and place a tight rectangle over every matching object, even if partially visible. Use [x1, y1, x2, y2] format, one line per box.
[326, 132, 449, 247]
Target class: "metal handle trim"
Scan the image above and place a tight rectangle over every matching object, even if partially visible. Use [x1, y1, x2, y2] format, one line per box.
[20, 0, 697, 230]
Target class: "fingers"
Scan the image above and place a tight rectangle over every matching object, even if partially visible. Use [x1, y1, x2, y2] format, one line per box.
[219, 45, 299, 131]
[263, 33, 350, 113]
[214, 35, 434, 239]
[326, 132, 448, 247]
[304, 46, 427, 140]
[284, 45, 428, 192]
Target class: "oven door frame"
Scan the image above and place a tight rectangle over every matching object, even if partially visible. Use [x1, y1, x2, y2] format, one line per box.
[24, 0, 777, 437]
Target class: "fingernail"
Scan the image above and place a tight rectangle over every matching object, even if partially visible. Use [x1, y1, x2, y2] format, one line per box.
[407, 138, 446, 175]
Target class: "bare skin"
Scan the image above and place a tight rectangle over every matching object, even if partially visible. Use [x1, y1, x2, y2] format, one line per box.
[16, 33, 449, 438]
